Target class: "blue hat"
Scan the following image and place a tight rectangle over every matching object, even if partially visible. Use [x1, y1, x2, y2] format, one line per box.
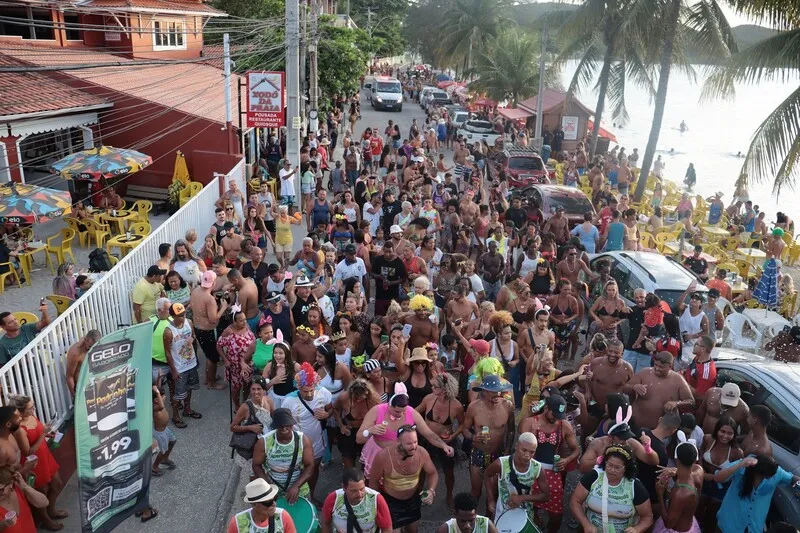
[473, 375, 511, 393]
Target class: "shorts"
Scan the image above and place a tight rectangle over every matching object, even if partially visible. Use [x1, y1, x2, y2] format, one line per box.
[469, 447, 498, 471]
[275, 241, 291, 254]
[153, 426, 177, 454]
[301, 183, 314, 194]
[382, 491, 421, 528]
[371, 154, 380, 164]
[392, 140, 402, 149]
[421, 437, 455, 470]
[246, 314, 260, 333]
[337, 427, 363, 460]
[280, 195, 295, 207]
[174, 367, 200, 400]
[533, 467, 563, 514]
[618, 183, 629, 195]
[152, 362, 171, 386]
[264, 219, 276, 234]
[194, 328, 220, 363]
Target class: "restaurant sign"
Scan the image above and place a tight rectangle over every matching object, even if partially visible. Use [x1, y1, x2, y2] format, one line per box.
[245, 71, 285, 128]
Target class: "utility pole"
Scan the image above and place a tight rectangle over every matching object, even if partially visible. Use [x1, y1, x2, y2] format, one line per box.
[299, 3, 307, 126]
[223, 33, 235, 158]
[286, 0, 302, 207]
[535, 26, 547, 142]
[308, 0, 320, 133]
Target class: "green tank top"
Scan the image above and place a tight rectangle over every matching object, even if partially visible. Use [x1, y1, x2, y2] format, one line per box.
[150, 316, 170, 364]
[446, 515, 489, 533]
[233, 507, 285, 533]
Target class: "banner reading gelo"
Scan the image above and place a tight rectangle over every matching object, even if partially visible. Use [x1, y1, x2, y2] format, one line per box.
[75, 323, 153, 533]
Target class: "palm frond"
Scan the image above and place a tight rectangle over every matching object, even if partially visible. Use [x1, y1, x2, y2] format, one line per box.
[606, 60, 630, 125]
[701, 29, 800, 101]
[739, 85, 800, 193]
[684, 0, 737, 58]
[725, 0, 800, 31]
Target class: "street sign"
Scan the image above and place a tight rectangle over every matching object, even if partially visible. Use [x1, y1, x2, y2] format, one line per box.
[292, 116, 302, 129]
[245, 71, 285, 128]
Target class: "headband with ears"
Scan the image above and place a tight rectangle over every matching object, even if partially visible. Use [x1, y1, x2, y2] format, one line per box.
[608, 405, 633, 435]
[389, 382, 408, 406]
[265, 329, 283, 345]
[674, 430, 698, 459]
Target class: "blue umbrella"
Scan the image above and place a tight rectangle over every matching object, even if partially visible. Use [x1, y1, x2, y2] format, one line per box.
[752, 257, 779, 309]
[436, 73, 452, 81]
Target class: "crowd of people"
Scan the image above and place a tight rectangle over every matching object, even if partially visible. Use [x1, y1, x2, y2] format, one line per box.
[2, 65, 799, 533]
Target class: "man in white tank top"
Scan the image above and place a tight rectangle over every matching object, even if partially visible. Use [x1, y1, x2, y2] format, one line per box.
[164, 303, 201, 426]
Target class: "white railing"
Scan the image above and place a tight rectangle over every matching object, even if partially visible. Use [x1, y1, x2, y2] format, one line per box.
[0, 160, 244, 423]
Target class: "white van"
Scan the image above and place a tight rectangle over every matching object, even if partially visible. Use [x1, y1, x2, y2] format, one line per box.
[370, 76, 403, 111]
[363, 76, 375, 102]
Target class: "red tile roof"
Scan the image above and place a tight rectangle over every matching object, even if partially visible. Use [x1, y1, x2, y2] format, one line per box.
[79, 0, 225, 15]
[0, 44, 243, 125]
[518, 89, 594, 116]
[0, 57, 110, 118]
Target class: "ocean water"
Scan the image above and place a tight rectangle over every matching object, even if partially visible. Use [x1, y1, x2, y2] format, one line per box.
[561, 61, 799, 223]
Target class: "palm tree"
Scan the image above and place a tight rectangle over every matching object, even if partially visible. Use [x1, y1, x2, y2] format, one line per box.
[438, 0, 512, 72]
[702, 1, 800, 194]
[632, 0, 737, 202]
[554, 0, 657, 157]
[467, 29, 561, 106]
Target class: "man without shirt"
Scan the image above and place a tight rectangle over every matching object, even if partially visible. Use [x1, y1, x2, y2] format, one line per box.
[623, 351, 694, 429]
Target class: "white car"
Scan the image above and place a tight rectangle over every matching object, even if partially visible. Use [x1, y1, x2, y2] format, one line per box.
[457, 120, 502, 146]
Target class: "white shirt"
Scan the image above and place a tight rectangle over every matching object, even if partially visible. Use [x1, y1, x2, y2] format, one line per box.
[334, 257, 367, 287]
[468, 273, 484, 294]
[363, 204, 381, 236]
[282, 388, 333, 459]
[279, 167, 296, 197]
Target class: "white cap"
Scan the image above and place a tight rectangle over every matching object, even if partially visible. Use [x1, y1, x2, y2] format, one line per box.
[720, 383, 741, 406]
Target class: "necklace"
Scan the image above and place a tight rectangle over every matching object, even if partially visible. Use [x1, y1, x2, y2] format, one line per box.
[565, 259, 576, 274]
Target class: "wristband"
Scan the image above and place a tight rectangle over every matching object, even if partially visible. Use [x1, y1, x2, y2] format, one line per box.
[644, 443, 652, 454]
[362, 430, 370, 438]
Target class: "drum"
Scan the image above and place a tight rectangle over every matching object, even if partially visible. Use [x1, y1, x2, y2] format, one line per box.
[276, 496, 319, 533]
[495, 508, 540, 533]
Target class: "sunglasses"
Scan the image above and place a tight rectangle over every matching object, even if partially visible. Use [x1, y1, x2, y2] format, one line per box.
[226, 208, 234, 211]
[257, 500, 276, 507]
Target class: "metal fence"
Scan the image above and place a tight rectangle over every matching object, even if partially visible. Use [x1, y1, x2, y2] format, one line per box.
[0, 160, 244, 423]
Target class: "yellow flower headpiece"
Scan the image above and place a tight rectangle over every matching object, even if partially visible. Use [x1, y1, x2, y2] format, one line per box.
[296, 325, 316, 336]
[409, 294, 434, 311]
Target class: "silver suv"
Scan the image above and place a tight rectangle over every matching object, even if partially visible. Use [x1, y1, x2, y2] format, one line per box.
[588, 251, 707, 309]
[713, 358, 800, 528]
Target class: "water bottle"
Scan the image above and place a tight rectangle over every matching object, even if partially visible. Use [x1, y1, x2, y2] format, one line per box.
[125, 230, 131, 241]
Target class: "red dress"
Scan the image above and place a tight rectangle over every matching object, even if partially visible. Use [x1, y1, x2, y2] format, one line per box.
[21, 420, 59, 490]
[0, 487, 36, 533]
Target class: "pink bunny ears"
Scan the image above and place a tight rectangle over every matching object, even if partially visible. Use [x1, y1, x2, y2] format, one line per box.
[265, 328, 283, 345]
[608, 405, 633, 435]
[389, 382, 408, 406]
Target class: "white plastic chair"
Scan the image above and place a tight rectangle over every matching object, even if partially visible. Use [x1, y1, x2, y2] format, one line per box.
[723, 313, 763, 352]
[716, 296, 736, 317]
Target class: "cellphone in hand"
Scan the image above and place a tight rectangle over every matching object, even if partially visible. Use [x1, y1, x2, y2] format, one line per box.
[380, 334, 389, 344]
[401, 324, 412, 337]
[40, 298, 45, 306]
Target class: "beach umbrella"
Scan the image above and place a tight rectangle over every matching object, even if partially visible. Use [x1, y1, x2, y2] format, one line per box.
[171, 150, 190, 186]
[0, 182, 72, 224]
[51, 146, 152, 182]
[437, 80, 456, 89]
[752, 258, 779, 310]
[436, 73, 452, 81]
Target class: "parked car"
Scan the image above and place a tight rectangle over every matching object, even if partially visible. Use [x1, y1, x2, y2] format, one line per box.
[457, 120, 502, 146]
[419, 86, 437, 108]
[713, 358, 800, 528]
[588, 251, 707, 308]
[487, 146, 553, 187]
[426, 91, 452, 112]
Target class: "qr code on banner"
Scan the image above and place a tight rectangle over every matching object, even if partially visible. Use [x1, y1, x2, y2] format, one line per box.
[87, 486, 112, 521]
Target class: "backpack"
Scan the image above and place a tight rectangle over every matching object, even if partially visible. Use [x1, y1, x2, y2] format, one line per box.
[89, 248, 114, 272]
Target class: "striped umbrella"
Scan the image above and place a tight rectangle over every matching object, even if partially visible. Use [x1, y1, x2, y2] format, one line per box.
[0, 182, 72, 224]
[51, 146, 152, 182]
[753, 257, 779, 310]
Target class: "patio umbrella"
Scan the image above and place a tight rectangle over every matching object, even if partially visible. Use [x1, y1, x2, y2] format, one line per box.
[51, 146, 152, 182]
[436, 73, 452, 81]
[752, 257, 779, 310]
[171, 150, 190, 186]
[0, 182, 72, 224]
[437, 80, 456, 89]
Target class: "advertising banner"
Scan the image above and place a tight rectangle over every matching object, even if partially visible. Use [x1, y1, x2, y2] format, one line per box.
[246, 71, 285, 128]
[561, 116, 579, 141]
[75, 323, 153, 533]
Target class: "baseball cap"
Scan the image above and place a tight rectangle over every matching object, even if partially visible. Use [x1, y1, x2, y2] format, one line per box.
[169, 303, 186, 316]
[720, 383, 741, 406]
[390, 225, 403, 235]
[545, 395, 567, 420]
[468, 339, 490, 355]
[200, 270, 217, 288]
[708, 288, 721, 299]
[344, 243, 357, 254]
[147, 265, 167, 277]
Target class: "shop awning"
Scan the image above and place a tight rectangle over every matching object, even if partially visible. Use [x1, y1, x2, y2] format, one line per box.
[498, 107, 533, 121]
[587, 120, 617, 142]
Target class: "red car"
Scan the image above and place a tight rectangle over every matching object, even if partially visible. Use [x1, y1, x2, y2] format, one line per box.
[487, 146, 555, 188]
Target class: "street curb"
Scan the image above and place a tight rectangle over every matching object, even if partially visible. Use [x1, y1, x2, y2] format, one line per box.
[208, 461, 243, 533]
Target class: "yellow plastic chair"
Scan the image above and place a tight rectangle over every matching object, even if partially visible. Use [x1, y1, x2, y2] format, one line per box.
[179, 182, 203, 207]
[110, 255, 119, 266]
[46, 228, 77, 266]
[744, 299, 764, 309]
[640, 231, 656, 250]
[735, 260, 752, 278]
[16, 227, 33, 241]
[780, 292, 798, 319]
[129, 222, 152, 236]
[715, 263, 739, 276]
[12, 311, 37, 325]
[655, 233, 675, 253]
[46, 294, 74, 316]
[63, 217, 88, 248]
[131, 200, 152, 224]
[0, 262, 21, 294]
[786, 243, 800, 266]
[83, 219, 111, 248]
